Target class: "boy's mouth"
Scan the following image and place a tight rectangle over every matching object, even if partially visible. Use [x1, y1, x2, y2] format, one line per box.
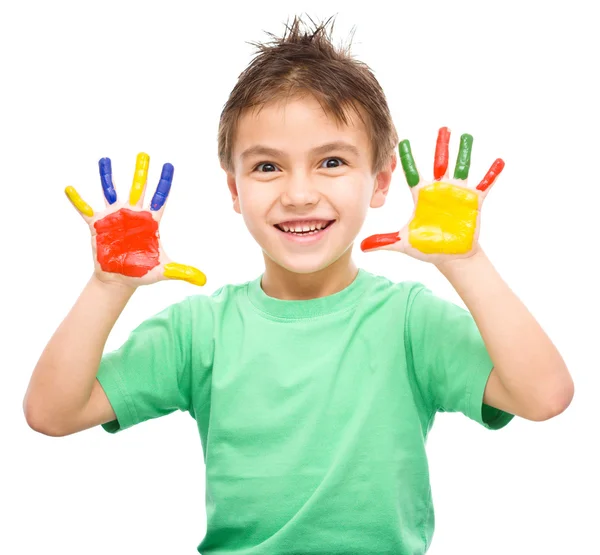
[274, 219, 335, 236]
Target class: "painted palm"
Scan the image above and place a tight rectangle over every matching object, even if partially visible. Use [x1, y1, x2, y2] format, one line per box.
[361, 127, 505, 265]
[65, 153, 206, 287]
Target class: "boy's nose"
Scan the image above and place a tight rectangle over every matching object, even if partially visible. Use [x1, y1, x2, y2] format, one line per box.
[280, 178, 320, 207]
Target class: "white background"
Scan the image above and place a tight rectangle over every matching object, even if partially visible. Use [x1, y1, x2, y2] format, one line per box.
[2, 1, 598, 553]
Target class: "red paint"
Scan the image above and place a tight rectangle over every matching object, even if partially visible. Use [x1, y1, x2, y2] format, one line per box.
[434, 127, 451, 180]
[476, 158, 505, 191]
[360, 231, 400, 251]
[94, 208, 160, 277]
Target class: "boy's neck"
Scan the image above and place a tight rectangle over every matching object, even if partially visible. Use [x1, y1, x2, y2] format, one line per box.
[261, 250, 359, 301]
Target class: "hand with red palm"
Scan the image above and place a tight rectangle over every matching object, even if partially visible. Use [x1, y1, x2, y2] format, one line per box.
[361, 127, 505, 266]
[65, 153, 206, 288]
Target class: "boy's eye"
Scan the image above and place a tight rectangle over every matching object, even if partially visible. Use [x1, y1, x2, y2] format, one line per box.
[252, 157, 347, 173]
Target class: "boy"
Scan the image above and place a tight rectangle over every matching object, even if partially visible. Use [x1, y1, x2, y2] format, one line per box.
[24, 15, 574, 554]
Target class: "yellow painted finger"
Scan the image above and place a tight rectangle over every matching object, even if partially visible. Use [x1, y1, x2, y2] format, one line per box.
[65, 186, 94, 217]
[163, 262, 207, 286]
[129, 152, 150, 205]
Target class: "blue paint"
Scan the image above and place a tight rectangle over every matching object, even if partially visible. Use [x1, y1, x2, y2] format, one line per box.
[151, 163, 174, 211]
[98, 158, 117, 204]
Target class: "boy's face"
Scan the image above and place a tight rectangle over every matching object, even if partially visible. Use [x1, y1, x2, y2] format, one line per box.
[224, 94, 395, 275]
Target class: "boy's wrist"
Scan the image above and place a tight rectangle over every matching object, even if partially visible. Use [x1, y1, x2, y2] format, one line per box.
[434, 244, 485, 276]
[90, 273, 138, 298]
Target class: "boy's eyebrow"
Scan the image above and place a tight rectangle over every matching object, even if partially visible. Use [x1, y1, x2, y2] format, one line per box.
[240, 141, 360, 161]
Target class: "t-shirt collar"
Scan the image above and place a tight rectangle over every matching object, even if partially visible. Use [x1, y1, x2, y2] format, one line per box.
[247, 268, 368, 320]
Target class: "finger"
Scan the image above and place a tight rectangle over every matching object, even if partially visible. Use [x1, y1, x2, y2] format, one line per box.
[398, 140, 420, 187]
[476, 158, 505, 192]
[433, 127, 451, 180]
[150, 163, 174, 211]
[129, 152, 150, 206]
[65, 186, 94, 218]
[453, 133, 473, 180]
[360, 231, 400, 252]
[98, 157, 117, 205]
[163, 262, 207, 286]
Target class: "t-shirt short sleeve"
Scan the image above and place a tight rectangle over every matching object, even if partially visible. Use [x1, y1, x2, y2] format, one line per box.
[405, 283, 514, 430]
[96, 297, 194, 433]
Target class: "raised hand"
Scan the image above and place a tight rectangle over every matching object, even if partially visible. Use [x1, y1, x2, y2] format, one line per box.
[361, 127, 505, 265]
[65, 153, 206, 287]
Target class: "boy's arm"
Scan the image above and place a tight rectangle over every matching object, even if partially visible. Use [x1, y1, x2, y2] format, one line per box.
[23, 274, 136, 436]
[436, 246, 574, 421]
[26, 152, 206, 436]
[362, 128, 573, 422]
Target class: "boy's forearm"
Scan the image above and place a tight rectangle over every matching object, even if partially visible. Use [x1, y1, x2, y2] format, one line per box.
[24, 274, 136, 429]
[435, 247, 573, 419]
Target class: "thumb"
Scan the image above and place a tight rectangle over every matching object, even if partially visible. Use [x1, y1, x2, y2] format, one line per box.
[360, 231, 403, 253]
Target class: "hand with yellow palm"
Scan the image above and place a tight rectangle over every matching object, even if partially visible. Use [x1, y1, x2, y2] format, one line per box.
[361, 127, 505, 266]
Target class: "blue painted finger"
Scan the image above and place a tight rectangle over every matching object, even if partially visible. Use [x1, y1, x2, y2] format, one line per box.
[150, 163, 174, 211]
[99, 157, 117, 204]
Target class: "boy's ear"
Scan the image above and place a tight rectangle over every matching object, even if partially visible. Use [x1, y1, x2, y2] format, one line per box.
[222, 164, 241, 214]
[370, 153, 397, 209]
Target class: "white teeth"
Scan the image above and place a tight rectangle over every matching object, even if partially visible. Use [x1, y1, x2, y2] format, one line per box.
[278, 220, 331, 234]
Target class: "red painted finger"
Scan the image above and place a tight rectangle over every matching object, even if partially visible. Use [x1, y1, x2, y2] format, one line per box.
[434, 127, 451, 180]
[360, 232, 400, 251]
[476, 158, 505, 191]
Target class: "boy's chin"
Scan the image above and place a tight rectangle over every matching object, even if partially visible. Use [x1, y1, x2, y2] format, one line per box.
[265, 251, 341, 276]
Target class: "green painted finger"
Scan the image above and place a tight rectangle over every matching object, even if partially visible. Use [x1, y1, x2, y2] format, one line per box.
[454, 134, 473, 180]
[398, 140, 420, 187]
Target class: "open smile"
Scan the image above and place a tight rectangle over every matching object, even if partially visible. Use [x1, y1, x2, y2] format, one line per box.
[274, 219, 336, 244]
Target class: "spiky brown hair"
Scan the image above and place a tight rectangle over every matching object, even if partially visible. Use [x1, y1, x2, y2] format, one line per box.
[217, 14, 399, 176]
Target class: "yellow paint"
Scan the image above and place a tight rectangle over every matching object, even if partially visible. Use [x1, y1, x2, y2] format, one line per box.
[409, 181, 478, 254]
[65, 186, 94, 217]
[129, 152, 150, 205]
[164, 262, 207, 286]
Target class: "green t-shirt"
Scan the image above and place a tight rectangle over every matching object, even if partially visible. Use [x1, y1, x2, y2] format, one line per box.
[97, 268, 514, 554]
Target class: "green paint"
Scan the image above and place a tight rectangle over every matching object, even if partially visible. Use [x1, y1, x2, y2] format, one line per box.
[454, 134, 473, 180]
[399, 140, 419, 187]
